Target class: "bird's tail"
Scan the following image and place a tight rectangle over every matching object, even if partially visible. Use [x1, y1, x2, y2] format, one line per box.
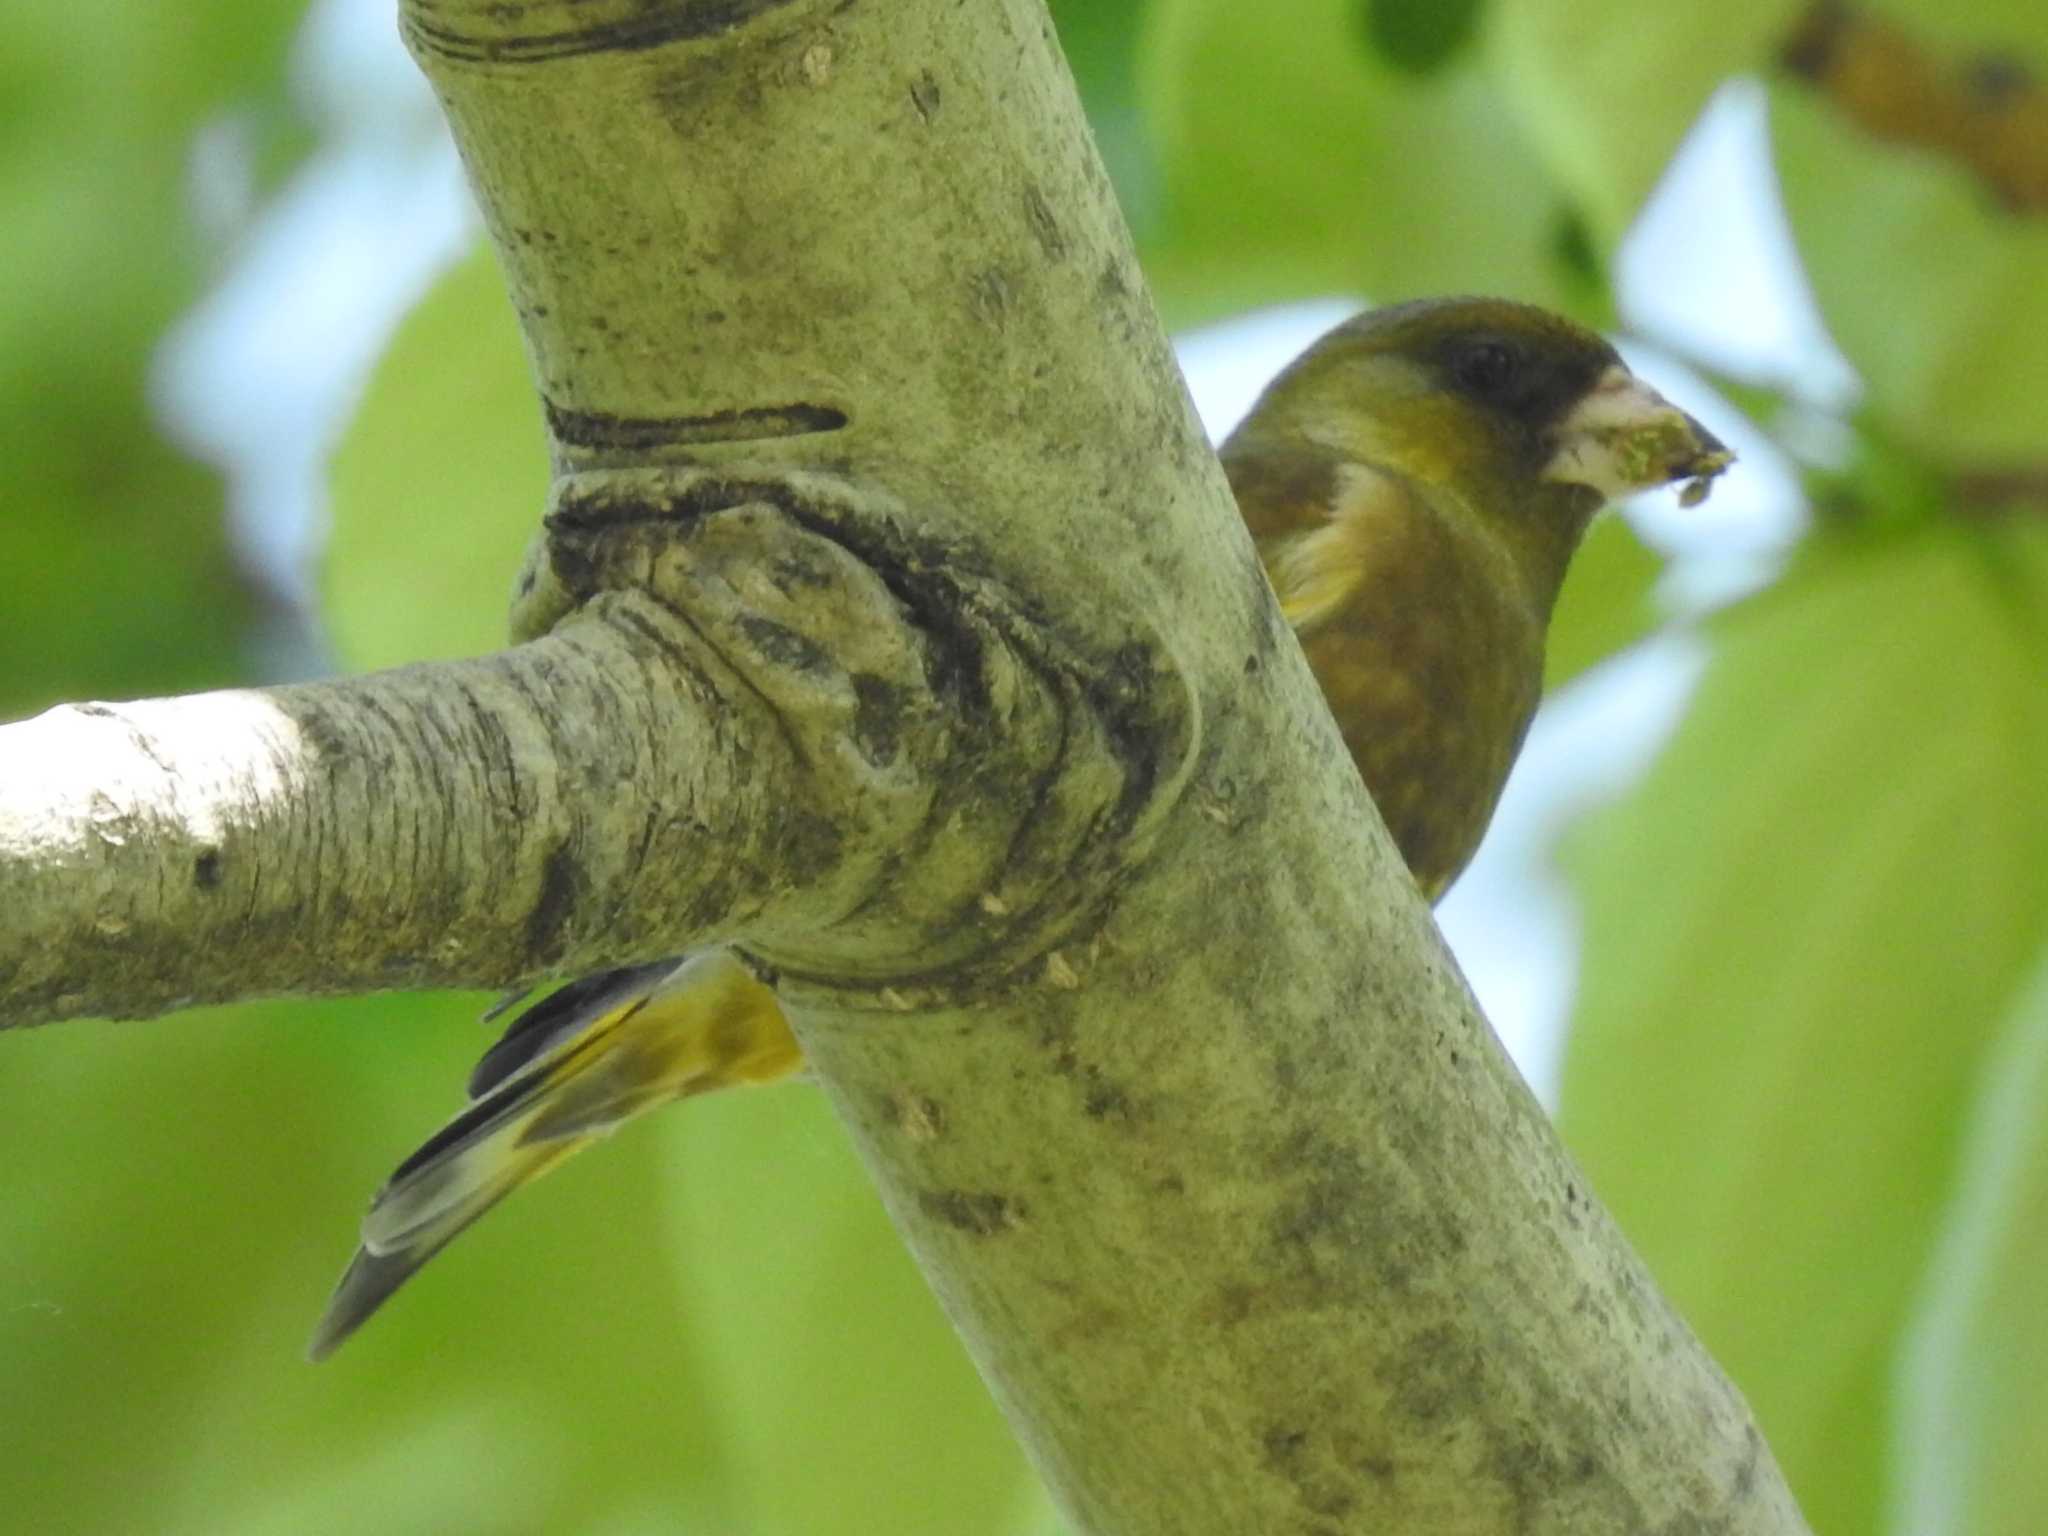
[308, 949, 800, 1359]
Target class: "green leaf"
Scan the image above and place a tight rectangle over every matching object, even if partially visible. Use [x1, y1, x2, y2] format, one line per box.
[325, 243, 547, 669]
[0, 990, 1043, 1534]
[0, 991, 743, 1534]
[658, 1087, 1046, 1534]
[1770, 57, 2048, 462]
[1139, 0, 1601, 328]
[1490, 0, 1803, 245]
[1559, 522, 2048, 1535]
[1361, 0, 1489, 77]
[1893, 946, 2048, 1536]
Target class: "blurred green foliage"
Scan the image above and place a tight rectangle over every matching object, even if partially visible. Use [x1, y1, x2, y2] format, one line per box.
[0, 0, 301, 711]
[1493, 0, 1807, 243]
[1563, 523, 2048, 1534]
[1773, 76, 2048, 462]
[1359, 0, 1489, 78]
[6, 0, 2048, 1531]
[1139, 0, 1597, 326]
[326, 244, 546, 667]
[1893, 956, 2048, 1536]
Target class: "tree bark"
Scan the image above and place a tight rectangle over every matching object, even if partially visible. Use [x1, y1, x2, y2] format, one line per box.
[0, 0, 1811, 1530]
[1, 591, 818, 1021]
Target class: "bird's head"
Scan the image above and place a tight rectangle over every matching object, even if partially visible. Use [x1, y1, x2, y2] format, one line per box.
[1240, 296, 1731, 531]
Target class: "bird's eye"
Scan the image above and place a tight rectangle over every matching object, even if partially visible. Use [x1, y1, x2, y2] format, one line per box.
[1452, 341, 1517, 396]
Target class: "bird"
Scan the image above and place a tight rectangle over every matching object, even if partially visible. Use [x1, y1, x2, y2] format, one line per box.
[1219, 296, 1727, 895]
[307, 295, 1731, 1359]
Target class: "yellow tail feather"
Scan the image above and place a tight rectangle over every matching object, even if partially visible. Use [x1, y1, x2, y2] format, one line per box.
[309, 950, 799, 1359]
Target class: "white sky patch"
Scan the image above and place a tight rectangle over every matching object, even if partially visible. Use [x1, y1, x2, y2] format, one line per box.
[1619, 78, 1860, 412]
[151, 0, 474, 610]
[1173, 299, 1362, 442]
[1614, 341, 1806, 615]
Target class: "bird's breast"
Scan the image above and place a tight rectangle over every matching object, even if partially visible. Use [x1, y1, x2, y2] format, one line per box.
[1282, 510, 1543, 899]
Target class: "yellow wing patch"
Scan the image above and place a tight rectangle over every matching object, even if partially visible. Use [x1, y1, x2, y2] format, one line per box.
[1266, 462, 1410, 634]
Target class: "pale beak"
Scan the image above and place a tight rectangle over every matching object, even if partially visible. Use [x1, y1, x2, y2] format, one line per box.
[1542, 364, 1733, 506]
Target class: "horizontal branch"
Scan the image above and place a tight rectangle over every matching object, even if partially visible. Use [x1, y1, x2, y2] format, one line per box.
[0, 590, 812, 1025]
[1, 469, 1186, 1028]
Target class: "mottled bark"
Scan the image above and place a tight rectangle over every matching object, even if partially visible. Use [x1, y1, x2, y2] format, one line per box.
[0, 0, 1810, 1531]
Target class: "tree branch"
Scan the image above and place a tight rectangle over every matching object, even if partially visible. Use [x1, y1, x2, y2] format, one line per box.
[0, 592, 804, 1023]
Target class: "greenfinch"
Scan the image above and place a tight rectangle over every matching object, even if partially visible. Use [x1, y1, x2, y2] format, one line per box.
[309, 296, 1729, 1359]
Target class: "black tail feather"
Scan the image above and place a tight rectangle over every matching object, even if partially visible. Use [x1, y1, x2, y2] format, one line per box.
[307, 1238, 454, 1362]
[467, 959, 678, 1098]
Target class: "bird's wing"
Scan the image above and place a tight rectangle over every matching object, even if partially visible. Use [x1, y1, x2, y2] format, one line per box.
[1261, 461, 1415, 634]
[467, 957, 681, 1098]
[308, 950, 799, 1359]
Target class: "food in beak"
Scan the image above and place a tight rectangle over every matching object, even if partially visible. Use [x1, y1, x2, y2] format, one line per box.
[1544, 364, 1734, 506]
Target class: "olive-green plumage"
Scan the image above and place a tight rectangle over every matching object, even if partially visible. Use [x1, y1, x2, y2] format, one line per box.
[1223, 296, 1727, 895]
[310, 296, 1730, 1357]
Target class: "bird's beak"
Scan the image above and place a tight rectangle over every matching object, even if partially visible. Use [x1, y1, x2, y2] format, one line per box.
[1542, 364, 1733, 507]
